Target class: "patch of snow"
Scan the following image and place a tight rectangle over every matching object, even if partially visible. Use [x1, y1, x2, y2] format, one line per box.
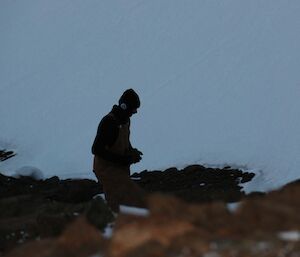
[131, 177, 142, 180]
[278, 231, 300, 242]
[102, 223, 114, 239]
[119, 205, 150, 216]
[226, 203, 241, 213]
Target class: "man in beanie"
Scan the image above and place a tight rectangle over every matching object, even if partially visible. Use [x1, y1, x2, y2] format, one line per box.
[92, 89, 146, 211]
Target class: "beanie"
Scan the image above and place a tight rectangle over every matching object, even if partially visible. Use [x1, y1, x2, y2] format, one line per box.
[118, 89, 140, 110]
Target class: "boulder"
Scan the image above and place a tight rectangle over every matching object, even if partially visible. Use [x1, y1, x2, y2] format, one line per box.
[5, 218, 106, 257]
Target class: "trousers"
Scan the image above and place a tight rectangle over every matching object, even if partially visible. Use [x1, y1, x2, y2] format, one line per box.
[93, 156, 146, 212]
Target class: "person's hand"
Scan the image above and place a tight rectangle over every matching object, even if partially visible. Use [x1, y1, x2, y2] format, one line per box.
[129, 148, 143, 164]
[135, 149, 143, 156]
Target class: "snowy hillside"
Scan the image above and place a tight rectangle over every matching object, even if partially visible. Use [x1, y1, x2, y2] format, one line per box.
[1, 0, 299, 191]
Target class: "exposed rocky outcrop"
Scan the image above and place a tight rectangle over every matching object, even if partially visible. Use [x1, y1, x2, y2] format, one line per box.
[133, 165, 255, 203]
[0, 174, 113, 255]
[2, 165, 299, 256]
[109, 180, 300, 257]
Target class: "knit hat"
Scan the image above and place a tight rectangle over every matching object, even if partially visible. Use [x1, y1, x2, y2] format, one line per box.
[118, 89, 140, 111]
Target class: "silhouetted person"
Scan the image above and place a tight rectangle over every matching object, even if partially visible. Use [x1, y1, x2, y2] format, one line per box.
[92, 89, 146, 211]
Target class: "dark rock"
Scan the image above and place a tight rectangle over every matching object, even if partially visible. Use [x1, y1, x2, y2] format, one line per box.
[47, 179, 101, 203]
[0, 174, 102, 202]
[5, 218, 106, 257]
[0, 150, 16, 162]
[132, 164, 255, 204]
[44, 176, 60, 185]
[240, 171, 255, 183]
[0, 163, 255, 255]
[0, 180, 113, 255]
[163, 167, 179, 173]
[3, 165, 300, 257]
[246, 191, 266, 198]
[85, 196, 114, 231]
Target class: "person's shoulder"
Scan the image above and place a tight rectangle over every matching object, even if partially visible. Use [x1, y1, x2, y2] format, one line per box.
[101, 113, 118, 127]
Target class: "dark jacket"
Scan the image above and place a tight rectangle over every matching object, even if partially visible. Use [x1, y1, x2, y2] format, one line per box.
[92, 105, 133, 166]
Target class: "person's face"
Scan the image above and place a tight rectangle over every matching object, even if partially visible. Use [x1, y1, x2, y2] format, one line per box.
[129, 108, 138, 117]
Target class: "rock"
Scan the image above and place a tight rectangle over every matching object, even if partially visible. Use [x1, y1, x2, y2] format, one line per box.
[5, 218, 106, 257]
[57, 217, 106, 256]
[0, 174, 102, 202]
[235, 180, 300, 234]
[0, 164, 256, 255]
[108, 214, 195, 257]
[44, 176, 60, 184]
[0, 192, 113, 254]
[240, 171, 255, 183]
[123, 241, 166, 257]
[2, 168, 300, 257]
[148, 194, 230, 228]
[0, 150, 16, 162]
[47, 179, 101, 203]
[133, 165, 255, 204]
[85, 196, 115, 230]
[105, 182, 300, 257]
[4, 239, 57, 257]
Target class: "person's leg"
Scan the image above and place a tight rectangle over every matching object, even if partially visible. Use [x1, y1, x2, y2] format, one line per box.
[93, 168, 120, 212]
[93, 158, 147, 211]
[113, 168, 147, 208]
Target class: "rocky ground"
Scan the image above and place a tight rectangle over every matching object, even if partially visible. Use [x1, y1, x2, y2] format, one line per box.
[0, 152, 299, 257]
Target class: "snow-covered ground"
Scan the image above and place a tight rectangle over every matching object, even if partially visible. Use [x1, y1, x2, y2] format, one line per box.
[1, 0, 299, 192]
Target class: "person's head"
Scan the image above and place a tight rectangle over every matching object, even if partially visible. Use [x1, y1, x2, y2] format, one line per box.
[118, 89, 140, 116]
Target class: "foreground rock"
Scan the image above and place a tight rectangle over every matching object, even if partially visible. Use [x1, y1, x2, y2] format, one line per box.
[0, 174, 113, 255]
[4, 218, 107, 257]
[109, 180, 300, 257]
[0, 165, 255, 255]
[4, 179, 300, 257]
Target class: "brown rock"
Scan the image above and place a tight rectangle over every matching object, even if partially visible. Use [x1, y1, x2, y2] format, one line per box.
[4, 239, 57, 257]
[235, 181, 300, 234]
[148, 193, 231, 232]
[108, 214, 194, 257]
[166, 231, 210, 256]
[125, 241, 166, 257]
[57, 217, 106, 256]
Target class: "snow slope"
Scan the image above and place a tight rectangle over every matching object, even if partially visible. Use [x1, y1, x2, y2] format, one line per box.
[1, 0, 299, 191]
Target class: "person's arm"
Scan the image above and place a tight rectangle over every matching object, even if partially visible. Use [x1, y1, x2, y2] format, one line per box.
[92, 116, 133, 165]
